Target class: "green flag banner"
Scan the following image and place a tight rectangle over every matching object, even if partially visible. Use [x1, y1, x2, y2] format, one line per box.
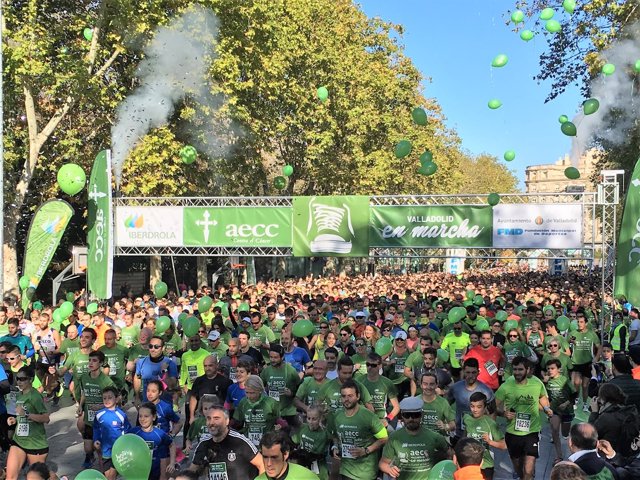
[370, 205, 493, 248]
[293, 196, 369, 256]
[87, 150, 113, 299]
[21, 199, 74, 309]
[615, 157, 640, 305]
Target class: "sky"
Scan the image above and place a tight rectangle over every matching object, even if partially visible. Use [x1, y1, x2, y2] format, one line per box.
[357, 0, 585, 186]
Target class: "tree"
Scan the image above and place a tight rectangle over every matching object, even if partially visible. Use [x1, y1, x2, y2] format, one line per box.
[458, 154, 519, 194]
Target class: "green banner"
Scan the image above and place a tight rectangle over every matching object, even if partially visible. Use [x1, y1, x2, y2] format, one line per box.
[87, 150, 113, 299]
[615, 157, 640, 305]
[183, 207, 292, 247]
[292, 196, 369, 256]
[22, 200, 74, 309]
[370, 205, 493, 248]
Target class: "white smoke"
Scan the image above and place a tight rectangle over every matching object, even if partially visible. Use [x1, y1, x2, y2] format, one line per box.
[111, 6, 236, 186]
[570, 22, 640, 164]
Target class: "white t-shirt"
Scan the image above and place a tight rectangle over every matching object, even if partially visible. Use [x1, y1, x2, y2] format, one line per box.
[629, 318, 640, 346]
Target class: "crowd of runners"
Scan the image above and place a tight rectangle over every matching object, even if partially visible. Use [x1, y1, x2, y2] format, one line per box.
[0, 266, 637, 480]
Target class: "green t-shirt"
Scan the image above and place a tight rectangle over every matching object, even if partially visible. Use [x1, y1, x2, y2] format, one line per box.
[330, 406, 386, 480]
[99, 344, 129, 387]
[543, 334, 570, 352]
[361, 376, 397, 419]
[291, 424, 330, 456]
[405, 350, 423, 370]
[496, 376, 547, 436]
[187, 416, 210, 444]
[571, 330, 600, 365]
[80, 372, 114, 425]
[180, 348, 211, 389]
[421, 395, 455, 436]
[503, 342, 533, 375]
[260, 363, 301, 416]
[207, 342, 229, 360]
[249, 326, 276, 361]
[14, 388, 48, 451]
[317, 378, 372, 413]
[462, 414, 503, 468]
[350, 354, 368, 377]
[541, 353, 573, 375]
[545, 375, 576, 414]
[267, 319, 285, 342]
[440, 333, 470, 368]
[128, 344, 149, 362]
[0, 322, 8, 337]
[233, 395, 280, 447]
[119, 326, 139, 348]
[60, 337, 80, 359]
[381, 426, 449, 480]
[163, 333, 183, 354]
[295, 377, 327, 407]
[386, 351, 410, 385]
[254, 463, 319, 480]
[65, 350, 91, 398]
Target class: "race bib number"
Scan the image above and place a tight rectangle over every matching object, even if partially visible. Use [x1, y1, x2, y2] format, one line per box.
[485, 360, 498, 375]
[208, 463, 229, 480]
[341, 444, 355, 459]
[506, 351, 517, 363]
[454, 349, 464, 360]
[108, 357, 118, 376]
[188, 365, 198, 381]
[229, 369, 237, 383]
[515, 413, 531, 432]
[248, 431, 262, 446]
[16, 417, 29, 437]
[87, 409, 96, 422]
[394, 363, 405, 373]
[269, 390, 280, 401]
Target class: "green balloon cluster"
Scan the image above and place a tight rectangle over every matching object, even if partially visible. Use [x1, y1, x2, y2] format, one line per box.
[411, 107, 428, 126]
[179, 146, 197, 164]
[583, 98, 600, 115]
[417, 162, 437, 176]
[154, 281, 168, 299]
[488, 99, 502, 110]
[561, 121, 577, 137]
[112, 434, 152, 480]
[57, 163, 86, 196]
[83, 28, 94, 41]
[487, 193, 501, 206]
[317, 86, 329, 102]
[545, 20, 562, 33]
[292, 319, 314, 338]
[283, 165, 294, 177]
[511, 10, 524, 24]
[59, 301, 74, 318]
[394, 140, 412, 158]
[563, 0, 576, 14]
[273, 176, 287, 190]
[504, 150, 516, 162]
[564, 166, 580, 180]
[558, 114, 569, 124]
[602, 63, 616, 76]
[491, 54, 508, 68]
[520, 30, 535, 42]
[540, 8, 555, 20]
[420, 151, 433, 165]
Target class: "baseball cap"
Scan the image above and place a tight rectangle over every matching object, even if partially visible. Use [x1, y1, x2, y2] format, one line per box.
[207, 331, 221, 341]
[355, 311, 366, 318]
[394, 331, 408, 340]
[399, 396, 423, 412]
[240, 313, 251, 323]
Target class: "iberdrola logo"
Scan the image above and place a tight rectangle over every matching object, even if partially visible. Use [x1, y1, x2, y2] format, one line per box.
[41, 216, 68, 234]
[124, 215, 144, 229]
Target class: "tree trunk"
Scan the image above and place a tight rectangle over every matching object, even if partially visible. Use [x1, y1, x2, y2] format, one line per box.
[197, 257, 208, 288]
[150, 255, 161, 288]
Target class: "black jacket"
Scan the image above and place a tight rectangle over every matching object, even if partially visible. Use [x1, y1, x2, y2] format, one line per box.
[590, 403, 639, 456]
[610, 375, 640, 411]
[573, 451, 619, 480]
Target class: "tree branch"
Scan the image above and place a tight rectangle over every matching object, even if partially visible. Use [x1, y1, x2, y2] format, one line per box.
[94, 47, 123, 78]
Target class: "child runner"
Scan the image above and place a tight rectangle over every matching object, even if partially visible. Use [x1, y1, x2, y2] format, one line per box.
[93, 386, 131, 480]
[184, 394, 217, 457]
[129, 402, 175, 480]
[543, 359, 576, 465]
[291, 405, 330, 480]
[146, 380, 182, 437]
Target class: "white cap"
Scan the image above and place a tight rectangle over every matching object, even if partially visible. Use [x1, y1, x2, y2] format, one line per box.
[394, 330, 408, 340]
[207, 331, 221, 341]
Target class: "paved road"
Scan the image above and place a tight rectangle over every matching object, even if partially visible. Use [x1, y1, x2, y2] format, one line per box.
[29, 393, 587, 479]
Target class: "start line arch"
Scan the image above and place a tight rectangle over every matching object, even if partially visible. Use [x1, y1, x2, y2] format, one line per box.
[114, 171, 621, 305]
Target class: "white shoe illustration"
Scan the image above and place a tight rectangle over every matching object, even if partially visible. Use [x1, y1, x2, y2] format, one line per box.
[307, 198, 354, 254]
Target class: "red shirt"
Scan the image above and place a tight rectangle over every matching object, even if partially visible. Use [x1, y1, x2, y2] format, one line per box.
[464, 345, 504, 390]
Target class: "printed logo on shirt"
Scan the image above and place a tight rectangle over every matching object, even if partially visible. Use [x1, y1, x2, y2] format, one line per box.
[227, 452, 236, 462]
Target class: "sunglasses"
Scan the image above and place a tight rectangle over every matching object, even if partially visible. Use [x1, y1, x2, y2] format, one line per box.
[453, 328, 462, 331]
[0, 351, 5, 355]
[366, 363, 380, 368]
[402, 411, 421, 419]
[383, 328, 391, 332]
[549, 344, 559, 347]
[340, 333, 349, 336]
[509, 335, 518, 338]
[320, 325, 328, 329]
[356, 343, 366, 347]
[251, 321, 261, 325]
[198, 330, 207, 333]
[149, 344, 163, 350]
[395, 338, 405, 342]
[6, 356, 17, 361]
[16, 377, 29, 381]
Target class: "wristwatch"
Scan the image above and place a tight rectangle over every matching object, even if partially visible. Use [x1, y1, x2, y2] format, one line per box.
[364, 446, 370, 456]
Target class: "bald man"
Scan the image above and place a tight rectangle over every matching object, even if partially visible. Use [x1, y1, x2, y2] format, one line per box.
[568, 423, 619, 480]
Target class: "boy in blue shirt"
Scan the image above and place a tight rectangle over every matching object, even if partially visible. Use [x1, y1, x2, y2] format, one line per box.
[93, 386, 131, 480]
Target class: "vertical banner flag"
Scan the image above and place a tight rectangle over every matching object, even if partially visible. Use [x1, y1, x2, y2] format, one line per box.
[21, 200, 74, 309]
[87, 150, 113, 299]
[293, 196, 369, 256]
[615, 157, 640, 305]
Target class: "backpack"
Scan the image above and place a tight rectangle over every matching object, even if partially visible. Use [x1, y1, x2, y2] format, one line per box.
[617, 405, 640, 459]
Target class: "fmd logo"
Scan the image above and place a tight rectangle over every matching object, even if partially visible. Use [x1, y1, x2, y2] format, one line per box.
[124, 215, 144, 229]
[497, 228, 524, 235]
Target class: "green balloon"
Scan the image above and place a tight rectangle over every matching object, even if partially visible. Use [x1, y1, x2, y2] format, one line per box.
[556, 315, 570, 331]
[52, 309, 63, 323]
[428, 459, 456, 480]
[154, 281, 168, 299]
[317, 86, 329, 102]
[183, 316, 200, 338]
[477, 319, 490, 331]
[511, 10, 524, 24]
[520, 30, 535, 42]
[419, 151, 433, 166]
[87, 302, 98, 314]
[292, 319, 314, 338]
[558, 114, 569, 124]
[60, 301, 74, 318]
[417, 162, 437, 176]
[504, 150, 516, 162]
[83, 27, 94, 41]
[491, 54, 508, 68]
[473, 294, 484, 306]
[448, 306, 467, 323]
[19, 275, 29, 290]
[394, 140, 412, 158]
[66, 292, 75, 302]
[179, 145, 197, 164]
[488, 99, 502, 110]
[177, 312, 188, 325]
[495, 310, 508, 321]
[602, 63, 616, 76]
[436, 348, 449, 363]
[273, 176, 287, 190]
[505, 320, 518, 332]
[155, 316, 171, 334]
[635, 60, 640, 73]
[33, 301, 43, 311]
[583, 98, 600, 115]
[57, 163, 86, 196]
[75, 469, 107, 480]
[112, 434, 152, 480]
[540, 7, 555, 20]
[570, 319, 578, 331]
[411, 107, 428, 126]
[465, 289, 475, 300]
[283, 165, 294, 177]
[565, 166, 580, 180]
[545, 20, 561, 33]
[487, 193, 501, 206]
[463, 300, 473, 307]
[198, 296, 213, 313]
[374, 337, 393, 356]
[561, 121, 577, 136]
[563, 0, 576, 14]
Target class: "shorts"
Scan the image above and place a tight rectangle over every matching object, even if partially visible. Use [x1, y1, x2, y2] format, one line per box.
[505, 431, 540, 459]
[102, 458, 114, 472]
[83, 424, 94, 440]
[571, 362, 592, 377]
[11, 440, 49, 456]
